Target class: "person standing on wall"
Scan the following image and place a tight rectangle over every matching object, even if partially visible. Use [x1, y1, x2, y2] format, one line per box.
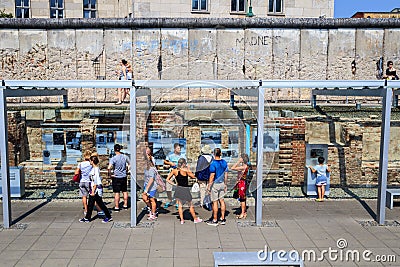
[205, 148, 229, 226]
[108, 144, 131, 212]
[195, 144, 213, 209]
[116, 59, 133, 105]
[163, 143, 186, 209]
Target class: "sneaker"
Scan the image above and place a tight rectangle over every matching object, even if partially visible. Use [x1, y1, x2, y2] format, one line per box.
[206, 220, 219, 226]
[219, 218, 226, 225]
[148, 214, 157, 221]
[122, 206, 129, 210]
[102, 217, 113, 223]
[79, 218, 89, 223]
[163, 202, 171, 209]
[194, 218, 203, 224]
[97, 211, 105, 216]
[180, 220, 185, 225]
[113, 207, 121, 212]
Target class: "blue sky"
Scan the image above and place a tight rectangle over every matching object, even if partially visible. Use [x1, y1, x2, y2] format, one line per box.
[334, 0, 399, 18]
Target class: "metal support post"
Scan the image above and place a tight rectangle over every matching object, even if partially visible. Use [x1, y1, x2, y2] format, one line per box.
[0, 86, 11, 228]
[230, 93, 235, 108]
[130, 82, 137, 227]
[246, 124, 251, 156]
[256, 86, 265, 226]
[63, 94, 68, 108]
[147, 95, 151, 110]
[311, 94, 317, 108]
[377, 86, 392, 225]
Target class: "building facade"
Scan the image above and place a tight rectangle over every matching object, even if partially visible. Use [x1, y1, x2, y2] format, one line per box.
[0, 0, 334, 19]
[352, 8, 400, 18]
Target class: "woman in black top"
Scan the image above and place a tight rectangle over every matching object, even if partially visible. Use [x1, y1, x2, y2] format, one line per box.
[384, 61, 399, 80]
[167, 158, 203, 225]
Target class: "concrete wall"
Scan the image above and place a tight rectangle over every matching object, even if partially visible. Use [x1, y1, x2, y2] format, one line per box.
[1, 18, 400, 103]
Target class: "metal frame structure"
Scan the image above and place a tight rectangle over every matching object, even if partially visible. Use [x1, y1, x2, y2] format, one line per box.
[1, 79, 398, 228]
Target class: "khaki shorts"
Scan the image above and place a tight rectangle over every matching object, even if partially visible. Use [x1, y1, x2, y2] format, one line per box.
[166, 176, 176, 191]
[210, 182, 226, 202]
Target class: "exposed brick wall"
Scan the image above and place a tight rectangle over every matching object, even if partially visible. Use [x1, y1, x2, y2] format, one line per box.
[6, 108, 400, 188]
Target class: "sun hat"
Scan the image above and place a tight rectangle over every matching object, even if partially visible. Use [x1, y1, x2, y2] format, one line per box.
[201, 145, 212, 154]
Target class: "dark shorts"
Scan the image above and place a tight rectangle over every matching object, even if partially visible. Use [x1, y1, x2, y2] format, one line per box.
[175, 186, 192, 204]
[112, 177, 127, 193]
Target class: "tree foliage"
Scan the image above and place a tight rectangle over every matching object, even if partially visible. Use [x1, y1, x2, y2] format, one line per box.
[0, 9, 13, 18]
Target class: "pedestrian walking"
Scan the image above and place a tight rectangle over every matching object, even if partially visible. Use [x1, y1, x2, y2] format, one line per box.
[76, 150, 105, 217]
[79, 155, 112, 223]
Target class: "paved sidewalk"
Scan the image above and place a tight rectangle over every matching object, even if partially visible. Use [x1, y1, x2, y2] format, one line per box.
[0, 198, 399, 267]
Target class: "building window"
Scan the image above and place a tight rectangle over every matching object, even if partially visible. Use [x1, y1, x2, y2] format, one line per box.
[192, 0, 207, 11]
[50, 0, 64, 18]
[231, 0, 245, 13]
[83, 0, 96, 18]
[15, 0, 30, 18]
[268, 0, 283, 13]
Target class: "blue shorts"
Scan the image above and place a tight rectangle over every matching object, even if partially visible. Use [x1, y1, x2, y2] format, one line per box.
[316, 176, 327, 186]
[144, 183, 157, 198]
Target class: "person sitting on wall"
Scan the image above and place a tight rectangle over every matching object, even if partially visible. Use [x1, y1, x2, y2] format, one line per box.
[383, 61, 399, 80]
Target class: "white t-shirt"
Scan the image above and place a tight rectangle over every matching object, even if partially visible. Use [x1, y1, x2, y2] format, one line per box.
[79, 160, 92, 183]
[89, 166, 103, 197]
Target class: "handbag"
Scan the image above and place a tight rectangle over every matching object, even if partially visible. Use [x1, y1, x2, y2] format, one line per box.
[232, 182, 239, 199]
[154, 168, 166, 193]
[191, 182, 200, 193]
[72, 169, 81, 183]
[203, 194, 212, 211]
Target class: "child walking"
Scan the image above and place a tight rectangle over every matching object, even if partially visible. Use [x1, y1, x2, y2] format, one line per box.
[308, 156, 330, 202]
[79, 155, 113, 223]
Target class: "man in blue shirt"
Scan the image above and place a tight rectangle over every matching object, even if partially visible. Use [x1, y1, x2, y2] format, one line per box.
[206, 148, 228, 226]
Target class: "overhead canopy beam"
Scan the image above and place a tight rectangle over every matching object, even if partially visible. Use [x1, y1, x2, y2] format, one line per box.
[4, 88, 67, 98]
[312, 88, 384, 97]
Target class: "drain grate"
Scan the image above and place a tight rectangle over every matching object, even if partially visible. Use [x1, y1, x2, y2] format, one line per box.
[0, 223, 28, 230]
[237, 220, 279, 227]
[357, 220, 400, 227]
[113, 221, 155, 228]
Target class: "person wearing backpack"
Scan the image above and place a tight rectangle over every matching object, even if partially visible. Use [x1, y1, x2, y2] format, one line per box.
[195, 145, 213, 209]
